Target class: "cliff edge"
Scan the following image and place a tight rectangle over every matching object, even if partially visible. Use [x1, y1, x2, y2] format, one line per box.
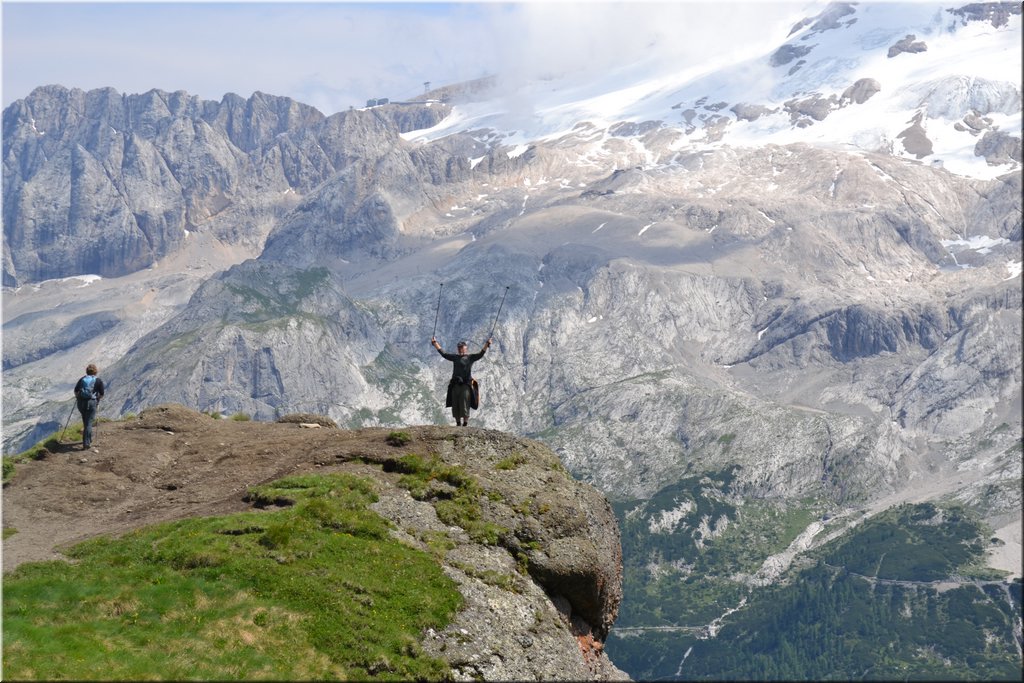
[2, 404, 628, 680]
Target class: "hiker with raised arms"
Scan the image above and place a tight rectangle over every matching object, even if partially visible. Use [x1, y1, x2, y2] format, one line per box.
[431, 337, 491, 427]
[74, 363, 105, 450]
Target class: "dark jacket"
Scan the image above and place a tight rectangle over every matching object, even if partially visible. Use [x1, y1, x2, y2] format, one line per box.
[437, 348, 486, 384]
[437, 346, 486, 410]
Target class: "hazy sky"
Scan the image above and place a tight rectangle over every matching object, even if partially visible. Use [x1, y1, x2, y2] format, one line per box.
[1, 0, 835, 115]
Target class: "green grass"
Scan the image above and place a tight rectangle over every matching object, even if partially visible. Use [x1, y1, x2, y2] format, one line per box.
[386, 431, 412, 447]
[2, 473, 462, 681]
[390, 454, 507, 545]
[450, 561, 522, 593]
[495, 452, 529, 470]
[3, 527, 18, 540]
[230, 412, 251, 422]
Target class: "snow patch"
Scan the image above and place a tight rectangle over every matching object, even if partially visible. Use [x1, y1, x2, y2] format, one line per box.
[507, 144, 529, 159]
[941, 235, 1010, 255]
[31, 274, 103, 291]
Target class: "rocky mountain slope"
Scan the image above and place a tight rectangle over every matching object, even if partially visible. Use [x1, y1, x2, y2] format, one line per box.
[1, 85, 451, 287]
[2, 404, 629, 681]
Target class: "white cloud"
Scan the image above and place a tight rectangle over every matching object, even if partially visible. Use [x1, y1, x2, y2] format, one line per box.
[2, 2, 502, 113]
[2, 1, 829, 114]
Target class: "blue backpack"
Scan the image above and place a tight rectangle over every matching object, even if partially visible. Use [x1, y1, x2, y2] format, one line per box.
[75, 375, 97, 401]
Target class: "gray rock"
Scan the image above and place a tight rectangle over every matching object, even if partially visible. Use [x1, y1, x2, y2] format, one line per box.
[2, 309, 121, 370]
[897, 113, 934, 158]
[950, 2, 1022, 29]
[975, 129, 1023, 166]
[770, 44, 813, 68]
[363, 427, 629, 679]
[731, 103, 773, 122]
[784, 94, 839, 122]
[809, 2, 857, 32]
[841, 78, 881, 105]
[2, 85, 452, 287]
[888, 34, 928, 58]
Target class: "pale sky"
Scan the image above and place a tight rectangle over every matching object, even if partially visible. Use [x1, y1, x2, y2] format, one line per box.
[1, 0, 835, 115]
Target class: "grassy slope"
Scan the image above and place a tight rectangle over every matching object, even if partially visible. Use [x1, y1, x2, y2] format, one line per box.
[3, 473, 462, 681]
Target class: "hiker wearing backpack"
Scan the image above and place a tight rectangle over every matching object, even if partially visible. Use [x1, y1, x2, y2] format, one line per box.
[432, 337, 491, 426]
[74, 364, 105, 449]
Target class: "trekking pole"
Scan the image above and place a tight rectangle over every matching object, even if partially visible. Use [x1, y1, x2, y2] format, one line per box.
[431, 282, 444, 339]
[93, 400, 100, 446]
[488, 286, 510, 339]
[59, 401, 77, 443]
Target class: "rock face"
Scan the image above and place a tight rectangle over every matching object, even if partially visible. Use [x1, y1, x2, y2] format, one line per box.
[888, 34, 928, 58]
[1, 405, 629, 681]
[4, 107, 1020, 513]
[1, 85, 452, 286]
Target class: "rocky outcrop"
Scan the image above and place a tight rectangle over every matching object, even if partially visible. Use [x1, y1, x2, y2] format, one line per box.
[888, 34, 928, 58]
[976, 129, 1023, 166]
[364, 428, 624, 641]
[967, 171, 1023, 240]
[950, 1, 1022, 28]
[841, 78, 882, 105]
[731, 103, 774, 122]
[897, 112, 934, 158]
[2, 405, 628, 680]
[770, 44, 813, 67]
[785, 93, 839, 123]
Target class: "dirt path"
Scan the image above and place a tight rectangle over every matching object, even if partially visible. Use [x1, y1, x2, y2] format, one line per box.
[2, 405, 441, 572]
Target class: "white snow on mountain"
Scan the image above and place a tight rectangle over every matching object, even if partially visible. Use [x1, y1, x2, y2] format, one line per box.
[405, 2, 1021, 180]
